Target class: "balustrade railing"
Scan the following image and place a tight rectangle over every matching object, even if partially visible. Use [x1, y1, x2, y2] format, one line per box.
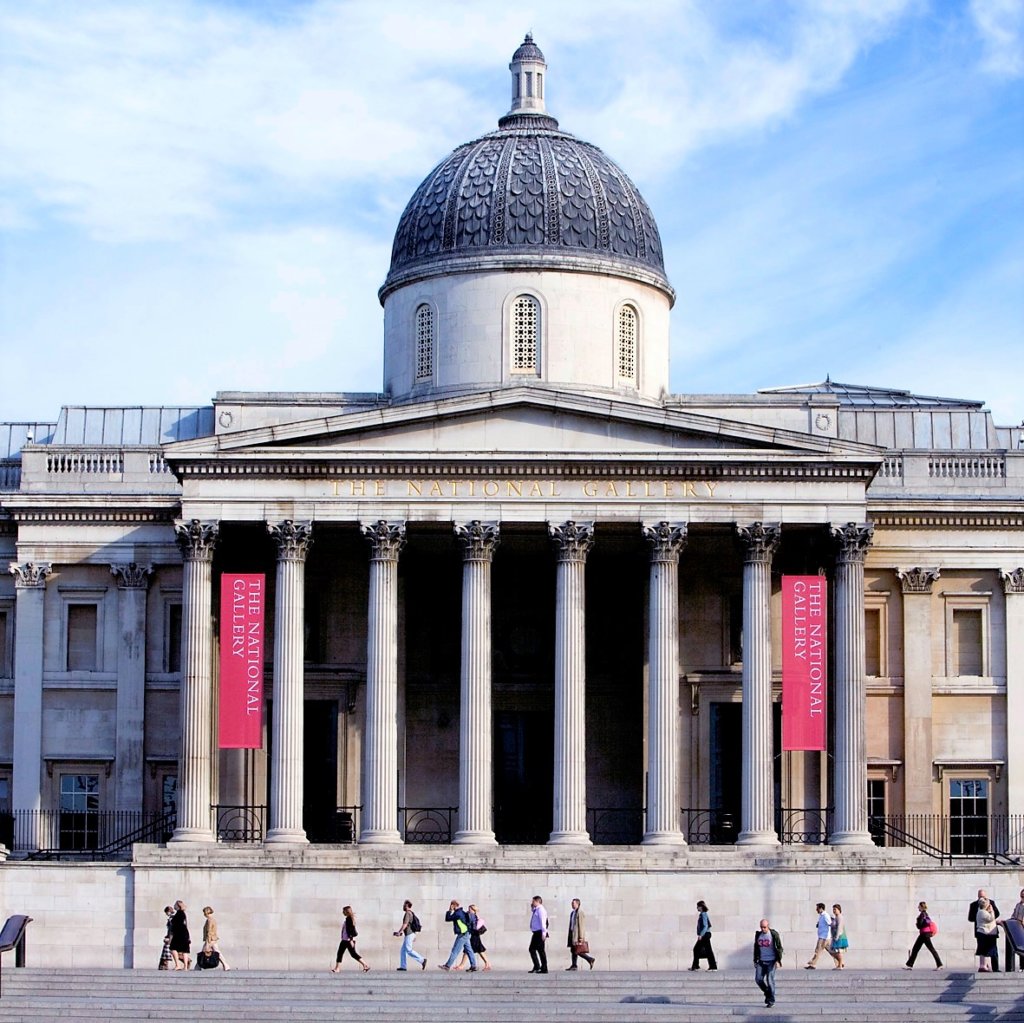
[928, 455, 1005, 479]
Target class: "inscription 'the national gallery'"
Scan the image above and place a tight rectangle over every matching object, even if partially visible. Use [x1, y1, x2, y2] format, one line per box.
[330, 478, 721, 499]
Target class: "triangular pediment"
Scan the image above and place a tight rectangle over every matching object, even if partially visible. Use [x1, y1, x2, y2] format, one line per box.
[165, 387, 884, 466]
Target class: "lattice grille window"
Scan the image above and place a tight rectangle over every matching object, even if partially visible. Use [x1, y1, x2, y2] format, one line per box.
[415, 304, 434, 380]
[617, 304, 637, 385]
[512, 295, 539, 373]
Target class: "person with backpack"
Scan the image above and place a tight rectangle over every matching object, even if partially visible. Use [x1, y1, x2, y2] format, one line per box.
[438, 900, 478, 972]
[394, 899, 426, 971]
[904, 900, 942, 969]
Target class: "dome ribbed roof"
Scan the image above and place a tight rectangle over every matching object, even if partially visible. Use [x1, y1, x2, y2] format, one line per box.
[380, 124, 671, 300]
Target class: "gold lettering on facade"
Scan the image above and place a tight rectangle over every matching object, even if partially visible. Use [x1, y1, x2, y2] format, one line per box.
[506, 481, 522, 497]
[583, 481, 598, 497]
[330, 478, 721, 500]
[407, 481, 422, 496]
[429, 481, 444, 497]
[483, 481, 500, 497]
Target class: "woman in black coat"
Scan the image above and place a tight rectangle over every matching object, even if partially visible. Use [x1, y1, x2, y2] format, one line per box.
[169, 900, 191, 970]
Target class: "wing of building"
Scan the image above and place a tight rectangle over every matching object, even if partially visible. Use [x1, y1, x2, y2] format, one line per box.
[0, 37, 1021, 961]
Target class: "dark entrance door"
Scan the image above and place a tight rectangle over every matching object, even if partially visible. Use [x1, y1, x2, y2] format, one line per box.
[494, 711, 552, 843]
[303, 699, 338, 842]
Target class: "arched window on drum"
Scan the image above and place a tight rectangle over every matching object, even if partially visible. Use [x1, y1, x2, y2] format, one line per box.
[415, 303, 434, 381]
[617, 304, 638, 387]
[511, 295, 540, 374]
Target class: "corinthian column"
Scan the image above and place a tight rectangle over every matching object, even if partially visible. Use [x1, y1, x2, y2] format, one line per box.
[1002, 569, 1024, 830]
[453, 521, 500, 845]
[642, 522, 687, 845]
[110, 563, 153, 814]
[266, 520, 312, 845]
[359, 520, 406, 844]
[736, 522, 781, 846]
[548, 521, 594, 845]
[830, 522, 874, 846]
[10, 562, 51, 850]
[170, 519, 218, 843]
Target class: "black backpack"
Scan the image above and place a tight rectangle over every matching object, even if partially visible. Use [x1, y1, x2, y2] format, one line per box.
[409, 913, 422, 933]
[197, 949, 221, 969]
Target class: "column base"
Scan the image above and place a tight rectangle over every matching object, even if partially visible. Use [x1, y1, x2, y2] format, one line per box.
[642, 830, 687, 846]
[265, 828, 309, 845]
[736, 830, 780, 847]
[452, 830, 498, 846]
[358, 829, 404, 845]
[547, 830, 592, 846]
[168, 827, 215, 844]
[828, 830, 875, 847]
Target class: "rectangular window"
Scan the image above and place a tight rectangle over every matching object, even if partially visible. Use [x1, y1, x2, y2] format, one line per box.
[949, 778, 988, 855]
[66, 604, 98, 671]
[726, 595, 743, 666]
[0, 609, 9, 677]
[867, 778, 886, 846]
[58, 772, 100, 850]
[952, 609, 983, 675]
[526, 71, 533, 97]
[864, 608, 881, 676]
[166, 603, 182, 674]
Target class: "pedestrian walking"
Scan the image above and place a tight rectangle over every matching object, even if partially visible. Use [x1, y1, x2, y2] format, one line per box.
[566, 898, 595, 971]
[200, 906, 231, 970]
[1004, 888, 1024, 972]
[753, 918, 783, 1009]
[528, 895, 549, 974]
[968, 889, 1001, 972]
[467, 904, 491, 970]
[804, 903, 832, 969]
[393, 899, 426, 971]
[904, 900, 942, 969]
[829, 904, 847, 969]
[158, 906, 174, 970]
[688, 900, 716, 971]
[331, 905, 371, 973]
[438, 900, 477, 972]
[974, 896, 999, 973]
[169, 900, 191, 971]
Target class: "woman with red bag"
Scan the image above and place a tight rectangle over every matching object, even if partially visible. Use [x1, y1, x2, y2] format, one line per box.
[904, 901, 943, 969]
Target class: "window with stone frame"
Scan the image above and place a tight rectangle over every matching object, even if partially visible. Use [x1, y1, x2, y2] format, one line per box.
[165, 602, 182, 674]
[943, 594, 990, 678]
[616, 304, 638, 386]
[58, 771, 101, 851]
[66, 603, 99, 672]
[0, 605, 11, 678]
[511, 295, 540, 373]
[948, 777, 989, 855]
[415, 303, 434, 381]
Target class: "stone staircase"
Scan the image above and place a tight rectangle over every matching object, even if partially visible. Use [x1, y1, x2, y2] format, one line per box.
[0, 968, 1021, 1022]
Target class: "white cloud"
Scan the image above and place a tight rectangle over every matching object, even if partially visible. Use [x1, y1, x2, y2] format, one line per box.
[970, 0, 1024, 77]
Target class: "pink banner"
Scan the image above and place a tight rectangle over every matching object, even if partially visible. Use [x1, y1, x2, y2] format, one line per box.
[782, 575, 827, 751]
[219, 573, 265, 749]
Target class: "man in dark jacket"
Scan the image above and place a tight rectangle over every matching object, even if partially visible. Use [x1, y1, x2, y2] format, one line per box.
[753, 918, 783, 1008]
[438, 900, 477, 972]
[969, 889, 1001, 972]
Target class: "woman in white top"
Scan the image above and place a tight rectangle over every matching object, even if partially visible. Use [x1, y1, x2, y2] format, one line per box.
[975, 897, 998, 972]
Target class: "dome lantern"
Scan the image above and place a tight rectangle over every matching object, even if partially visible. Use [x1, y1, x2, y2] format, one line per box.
[508, 32, 547, 119]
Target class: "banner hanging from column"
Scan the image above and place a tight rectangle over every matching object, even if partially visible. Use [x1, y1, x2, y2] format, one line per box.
[782, 575, 827, 751]
[219, 573, 265, 749]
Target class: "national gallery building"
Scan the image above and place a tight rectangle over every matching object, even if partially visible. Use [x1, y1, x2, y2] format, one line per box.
[0, 36, 1020, 969]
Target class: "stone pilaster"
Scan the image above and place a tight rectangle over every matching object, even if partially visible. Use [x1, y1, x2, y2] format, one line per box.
[453, 521, 500, 845]
[170, 519, 218, 843]
[9, 562, 51, 849]
[1002, 568, 1024, 827]
[110, 563, 153, 814]
[897, 567, 940, 816]
[735, 522, 781, 846]
[641, 522, 687, 845]
[548, 520, 594, 845]
[359, 520, 406, 844]
[830, 522, 875, 845]
[266, 520, 312, 845]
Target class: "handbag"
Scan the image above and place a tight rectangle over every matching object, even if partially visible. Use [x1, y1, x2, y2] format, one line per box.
[834, 933, 849, 950]
[573, 940, 590, 955]
[922, 920, 938, 936]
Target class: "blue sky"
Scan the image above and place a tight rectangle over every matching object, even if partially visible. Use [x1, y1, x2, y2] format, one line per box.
[1, 0, 1021, 425]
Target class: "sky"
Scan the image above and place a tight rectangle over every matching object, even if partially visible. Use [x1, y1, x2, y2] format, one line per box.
[1, 0, 1022, 427]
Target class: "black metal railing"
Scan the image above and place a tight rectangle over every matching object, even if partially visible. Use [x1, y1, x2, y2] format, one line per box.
[777, 807, 831, 845]
[11, 810, 174, 859]
[214, 804, 265, 843]
[681, 808, 740, 845]
[586, 807, 644, 845]
[869, 814, 1024, 863]
[400, 806, 455, 844]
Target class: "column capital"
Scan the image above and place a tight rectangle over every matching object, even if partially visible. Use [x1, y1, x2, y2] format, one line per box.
[9, 562, 52, 589]
[897, 567, 940, 594]
[642, 521, 688, 563]
[268, 519, 313, 562]
[455, 520, 500, 561]
[361, 519, 406, 562]
[735, 522, 780, 564]
[1001, 567, 1024, 594]
[174, 519, 219, 563]
[548, 520, 594, 563]
[110, 562, 153, 589]
[831, 521, 874, 564]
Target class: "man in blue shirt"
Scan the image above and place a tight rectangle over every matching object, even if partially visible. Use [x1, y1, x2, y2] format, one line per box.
[528, 895, 549, 973]
[438, 900, 477, 972]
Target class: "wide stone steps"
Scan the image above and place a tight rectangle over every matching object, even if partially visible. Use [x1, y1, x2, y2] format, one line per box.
[0, 968, 1020, 1022]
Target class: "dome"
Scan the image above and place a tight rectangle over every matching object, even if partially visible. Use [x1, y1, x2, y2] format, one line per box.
[379, 37, 672, 303]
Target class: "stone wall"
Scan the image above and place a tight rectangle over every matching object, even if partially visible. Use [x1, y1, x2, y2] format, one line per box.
[0, 847, 1019, 971]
